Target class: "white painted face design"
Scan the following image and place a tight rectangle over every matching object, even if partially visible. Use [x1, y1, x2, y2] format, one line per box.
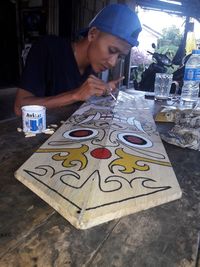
[118, 133, 153, 148]
[19, 96, 180, 229]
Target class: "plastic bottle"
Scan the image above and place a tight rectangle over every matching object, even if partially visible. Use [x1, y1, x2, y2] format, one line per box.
[180, 49, 200, 108]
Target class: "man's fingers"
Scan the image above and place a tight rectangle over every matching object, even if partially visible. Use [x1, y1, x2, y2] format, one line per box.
[86, 75, 124, 97]
[108, 76, 125, 92]
[88, 74, 103, 82]
[113, 76, 125, 85]
[87, 75, 108, 93]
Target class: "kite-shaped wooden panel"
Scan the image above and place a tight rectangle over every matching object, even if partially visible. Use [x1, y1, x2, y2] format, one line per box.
[15, 92, 182, 229]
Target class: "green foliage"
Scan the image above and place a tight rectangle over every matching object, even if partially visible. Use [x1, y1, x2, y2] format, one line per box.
[158, 25, 183, 47]
[157, 25, 183, 58]
[156, 25, 183, 73]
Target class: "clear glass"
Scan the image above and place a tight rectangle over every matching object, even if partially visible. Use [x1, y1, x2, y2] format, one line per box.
[154, 73, 173, 100]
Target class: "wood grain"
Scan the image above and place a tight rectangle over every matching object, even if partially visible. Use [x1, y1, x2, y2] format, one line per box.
[15, 92, 182, 229]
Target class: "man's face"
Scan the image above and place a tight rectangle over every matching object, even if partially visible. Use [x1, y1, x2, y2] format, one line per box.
[87, 28, 131, 73]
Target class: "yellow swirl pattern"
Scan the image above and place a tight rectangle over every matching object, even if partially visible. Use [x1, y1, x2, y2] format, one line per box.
[37, 145, 88, 170]
[109, 148, 171, 174]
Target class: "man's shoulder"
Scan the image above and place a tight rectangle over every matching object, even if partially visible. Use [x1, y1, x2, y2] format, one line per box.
[29, 35, 72, 58]
[36, 35, 69, 46]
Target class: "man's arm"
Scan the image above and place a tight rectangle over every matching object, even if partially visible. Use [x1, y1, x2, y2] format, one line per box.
[14, 75, 124, 116]
[14, 88, 78, 116]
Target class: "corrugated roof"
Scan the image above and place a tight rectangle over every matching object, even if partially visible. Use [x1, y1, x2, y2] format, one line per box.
[135, 0, 200, 21]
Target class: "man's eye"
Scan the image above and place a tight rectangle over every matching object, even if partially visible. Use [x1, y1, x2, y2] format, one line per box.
[108, 47, 118, 54]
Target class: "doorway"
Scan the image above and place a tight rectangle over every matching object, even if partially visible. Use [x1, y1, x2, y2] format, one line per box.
[0, 0, 19, 88]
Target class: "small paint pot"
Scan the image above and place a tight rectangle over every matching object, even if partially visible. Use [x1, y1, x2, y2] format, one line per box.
[21, 105, 46, 134]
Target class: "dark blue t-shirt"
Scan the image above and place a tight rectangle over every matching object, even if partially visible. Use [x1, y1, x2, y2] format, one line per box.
[20, 35, 94, 97]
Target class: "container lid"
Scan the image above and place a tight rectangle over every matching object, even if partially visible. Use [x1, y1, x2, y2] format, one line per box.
[21, 105, 46, 111]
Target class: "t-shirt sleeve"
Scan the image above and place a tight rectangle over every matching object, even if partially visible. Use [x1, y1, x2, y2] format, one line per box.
[19, 37, 48, 97]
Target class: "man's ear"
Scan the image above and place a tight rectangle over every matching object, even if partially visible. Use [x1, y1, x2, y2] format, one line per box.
[88, 27, 100, 41]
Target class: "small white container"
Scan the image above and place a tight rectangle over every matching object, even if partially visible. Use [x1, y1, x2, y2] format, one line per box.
[21, 105, 46, 133]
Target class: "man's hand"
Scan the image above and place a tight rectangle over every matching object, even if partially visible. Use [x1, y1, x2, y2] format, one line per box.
[14, 75, 125, 116]
[74, 75, 108, 101]
[74, 75, 125, 101]
[108, 76, 125, 92]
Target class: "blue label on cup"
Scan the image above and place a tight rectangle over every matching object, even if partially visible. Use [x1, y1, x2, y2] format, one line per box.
[30, 120, 38, 131]
[38, 117, 43, 129]
[30, 118, 43, 132]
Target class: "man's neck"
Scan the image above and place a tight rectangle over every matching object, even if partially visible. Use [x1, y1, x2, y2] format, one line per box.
[72, 39, 90, 75]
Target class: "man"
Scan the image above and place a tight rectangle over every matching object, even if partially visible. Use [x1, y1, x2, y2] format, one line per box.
[14, 4, 141, 116]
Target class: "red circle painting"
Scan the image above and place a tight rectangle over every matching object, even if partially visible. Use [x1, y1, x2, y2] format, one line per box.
[69, 129, 93, 138]
[90, 147, 112, 159]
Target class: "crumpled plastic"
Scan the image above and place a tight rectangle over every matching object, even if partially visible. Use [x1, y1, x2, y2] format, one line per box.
[161, 109, 200, 150]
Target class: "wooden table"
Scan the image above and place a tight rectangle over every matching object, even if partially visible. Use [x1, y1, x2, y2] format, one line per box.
[0, 98, 200, 267]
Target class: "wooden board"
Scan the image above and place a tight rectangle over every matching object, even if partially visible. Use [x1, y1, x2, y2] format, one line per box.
[15, 91, 182, 229]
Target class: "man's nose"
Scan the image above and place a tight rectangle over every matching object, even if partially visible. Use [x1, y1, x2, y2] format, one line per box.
[107, 54, 118, 68]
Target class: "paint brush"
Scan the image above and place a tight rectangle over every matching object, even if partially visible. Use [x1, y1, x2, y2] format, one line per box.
[107, 76, 124, 101]
[107, 86, 117, 101]
[109, 91, 117, 101]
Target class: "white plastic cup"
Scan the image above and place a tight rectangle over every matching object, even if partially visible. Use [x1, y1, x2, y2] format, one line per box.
[21, 105, 46, 133]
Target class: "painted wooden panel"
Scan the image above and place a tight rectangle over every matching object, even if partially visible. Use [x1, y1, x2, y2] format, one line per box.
[15, 91, 182, 229]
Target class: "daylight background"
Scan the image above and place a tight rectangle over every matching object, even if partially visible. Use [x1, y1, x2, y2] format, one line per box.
[137, 7, 200, 52]
[129, 6, 200, 87]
